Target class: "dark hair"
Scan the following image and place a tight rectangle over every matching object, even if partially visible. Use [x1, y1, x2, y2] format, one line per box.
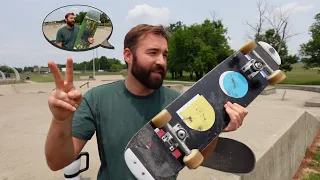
[123, 24, 169, 67]
[124, 24, 169, 51]
[65, 13, 74, 19]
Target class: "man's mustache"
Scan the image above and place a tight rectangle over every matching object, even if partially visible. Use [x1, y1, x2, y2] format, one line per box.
[152, 65, 165, 75]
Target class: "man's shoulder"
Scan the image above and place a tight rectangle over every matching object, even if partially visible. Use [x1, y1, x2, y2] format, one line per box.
[83, 80, 124, 99]
[160, 85, 181, 99]
[57, 26, 67, 33]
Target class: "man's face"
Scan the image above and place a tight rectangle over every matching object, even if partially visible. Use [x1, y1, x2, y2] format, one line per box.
[130, 33, 168, 90]
[65, 14, 75, 27]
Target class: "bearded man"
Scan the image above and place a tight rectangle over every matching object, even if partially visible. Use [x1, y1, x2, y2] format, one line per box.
[45, 24, 248, 180]
[55, 12, 94, 49]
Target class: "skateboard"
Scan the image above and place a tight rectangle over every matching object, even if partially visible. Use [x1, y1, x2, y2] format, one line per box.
[201, 137, 255, 173]
[124, 40, 286, 179]
[73, 10, 101, 50]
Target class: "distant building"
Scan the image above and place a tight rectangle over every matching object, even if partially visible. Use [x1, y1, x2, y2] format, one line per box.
[33, 67, 50, 74]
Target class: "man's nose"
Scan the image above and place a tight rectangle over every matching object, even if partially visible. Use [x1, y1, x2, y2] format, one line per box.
[156, 54, 166, 67]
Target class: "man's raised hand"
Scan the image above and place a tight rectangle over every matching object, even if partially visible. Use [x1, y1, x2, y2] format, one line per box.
[47, 58, 82, 122]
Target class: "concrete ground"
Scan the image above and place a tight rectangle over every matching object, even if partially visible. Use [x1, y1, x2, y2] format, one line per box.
[0, 80, 319, 180]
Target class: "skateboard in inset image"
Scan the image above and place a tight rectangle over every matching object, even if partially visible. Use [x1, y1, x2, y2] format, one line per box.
[73, 10, 101, 50]
[124, 40, 286, 179]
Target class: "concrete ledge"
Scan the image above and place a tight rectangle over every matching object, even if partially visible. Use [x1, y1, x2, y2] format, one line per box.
[276, 85, 320, 93]
[261, 86, 276, 95]
[177, 108, 320, 180]
[241, 112, 320, 180]
[165, 84, 184, 94]
[305, 97, 320, 107]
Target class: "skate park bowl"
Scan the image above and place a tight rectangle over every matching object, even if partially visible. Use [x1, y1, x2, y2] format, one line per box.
[1, 79, 320, 180]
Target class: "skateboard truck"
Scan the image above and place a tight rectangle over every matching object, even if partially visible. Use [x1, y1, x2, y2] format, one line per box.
[241, 48, 277, 80]
[238, 40, 286, 86]
[241, 57, 264, 79]
[162, 123, 191, 156]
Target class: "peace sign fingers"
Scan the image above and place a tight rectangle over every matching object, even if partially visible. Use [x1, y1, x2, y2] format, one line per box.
[64, 58, 74, 91]
[48, 60, 64, 90]
[48, 58, 74, 92]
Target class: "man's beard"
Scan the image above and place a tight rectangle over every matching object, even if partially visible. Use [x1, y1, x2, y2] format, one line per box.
[66, 20, 75, 27]
[131, 53, 166, 90]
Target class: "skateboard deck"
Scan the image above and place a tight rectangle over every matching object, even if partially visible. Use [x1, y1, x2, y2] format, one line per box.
[201, 137, 255, 173]
[124, 40, 286, 179]
[73, 10, 100, 50]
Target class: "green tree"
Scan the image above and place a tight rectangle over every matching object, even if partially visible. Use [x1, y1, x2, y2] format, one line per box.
[165, 21, 183, 35]
[299, 13, 320, 69]
[74, 11, 87, 24]
[23, 67, 34, 72]
[100, 12, 111, 26]
[167, 18, 233, 80]
[110, 64, 122, 71]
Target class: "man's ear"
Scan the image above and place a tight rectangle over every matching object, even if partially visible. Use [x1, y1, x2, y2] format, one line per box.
[123, 48, 132, 65]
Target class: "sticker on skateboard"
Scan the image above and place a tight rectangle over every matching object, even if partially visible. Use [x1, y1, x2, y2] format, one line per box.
[219, 71, 249, 98]
[176, 94, 216, 131]
[124, 40, 286, 179]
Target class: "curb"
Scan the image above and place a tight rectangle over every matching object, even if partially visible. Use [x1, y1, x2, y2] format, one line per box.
[275, 85, 320, 93]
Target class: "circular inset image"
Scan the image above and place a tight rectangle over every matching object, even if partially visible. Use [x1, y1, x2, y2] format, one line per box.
[219, 71, 248, 98]
[42, 4, 114, 52]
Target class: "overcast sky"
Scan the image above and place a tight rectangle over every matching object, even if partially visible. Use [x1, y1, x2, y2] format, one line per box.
[1, 0, 318, 68]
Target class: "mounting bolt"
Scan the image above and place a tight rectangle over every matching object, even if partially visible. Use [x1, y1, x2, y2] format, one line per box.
[177, 129, 186, 140]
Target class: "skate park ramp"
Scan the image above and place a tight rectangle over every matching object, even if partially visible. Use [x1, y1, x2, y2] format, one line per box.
[0, 82, 320, 180]
[0, 76, 124, 96]
[79, 75, 124, 81]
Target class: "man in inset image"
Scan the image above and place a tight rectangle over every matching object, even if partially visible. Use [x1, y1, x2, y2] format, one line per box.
[55, 12, 94, 50]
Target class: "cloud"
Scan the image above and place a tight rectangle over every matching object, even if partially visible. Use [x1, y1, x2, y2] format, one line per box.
[126, 4, 170, 26]
[276, 2, 314, 14]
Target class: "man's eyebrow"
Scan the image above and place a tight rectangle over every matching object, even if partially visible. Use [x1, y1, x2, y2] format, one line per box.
[147, 48, 159, 51]
[147, 48, 168, 53]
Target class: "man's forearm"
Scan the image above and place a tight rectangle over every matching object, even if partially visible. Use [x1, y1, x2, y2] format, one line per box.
[45, 117, 76, 171]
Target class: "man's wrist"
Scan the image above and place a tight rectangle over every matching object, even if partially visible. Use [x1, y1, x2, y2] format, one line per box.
[51, 116, 73, 125]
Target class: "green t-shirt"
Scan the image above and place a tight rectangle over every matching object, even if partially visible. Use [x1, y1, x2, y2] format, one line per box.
[72, 80, 181, 180]
[56, 25, 79, 49]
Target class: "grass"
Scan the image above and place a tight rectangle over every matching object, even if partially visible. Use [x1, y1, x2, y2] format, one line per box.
[5, 63, 320, 85]
[294, 132, 320, 180]
[303, 173, 320, 180]
[280, 64, 320, 85]
[163, 63, 320, 85]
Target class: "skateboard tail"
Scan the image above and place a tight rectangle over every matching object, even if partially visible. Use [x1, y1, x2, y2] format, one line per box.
[124, 123, 184, 179]
[124, 148, 155, 180]
[201, 137, 256, 173]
